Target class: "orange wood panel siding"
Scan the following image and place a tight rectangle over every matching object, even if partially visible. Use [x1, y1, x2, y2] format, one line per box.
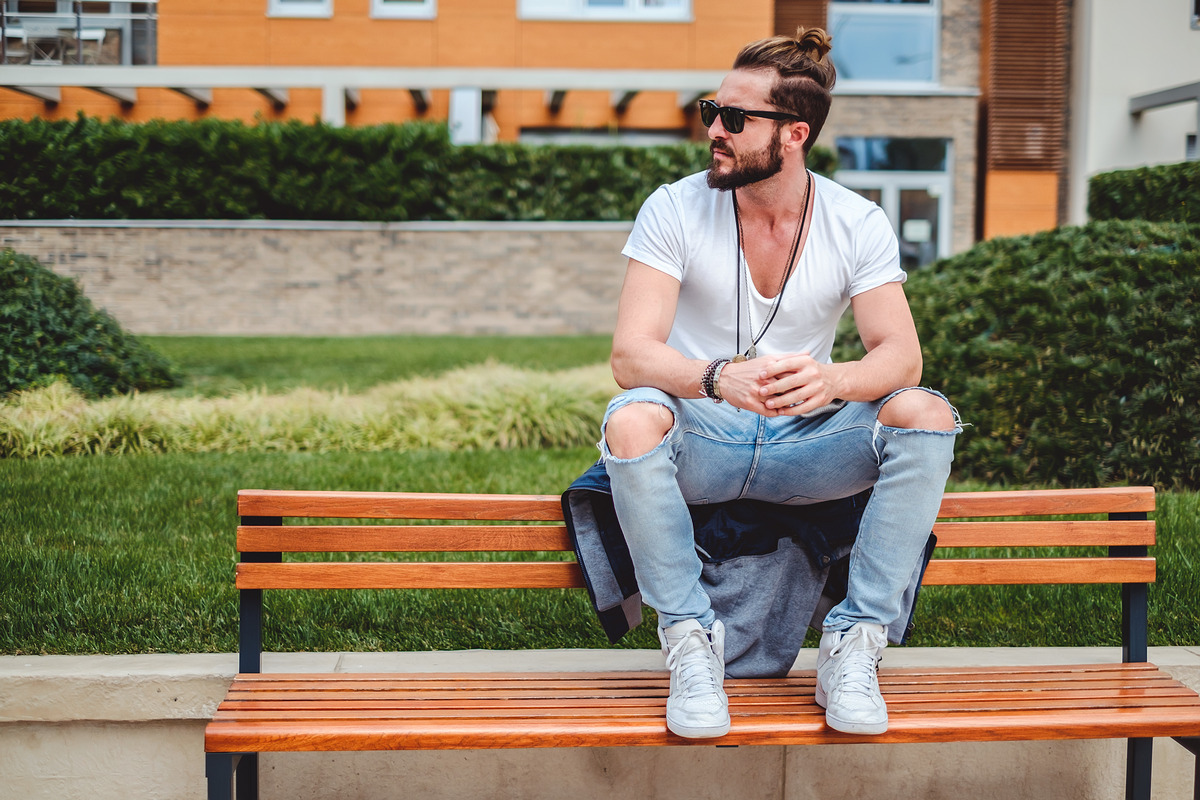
[3, 0, 774, 132]
[983, 170, 1060, 239]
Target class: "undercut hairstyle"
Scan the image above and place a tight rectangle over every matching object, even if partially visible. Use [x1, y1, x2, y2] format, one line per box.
[731, 27, 836, 153]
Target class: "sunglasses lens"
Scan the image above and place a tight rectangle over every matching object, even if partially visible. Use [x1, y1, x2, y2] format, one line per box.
[699, 101, 717, 127]
[720, 107, 745, 133]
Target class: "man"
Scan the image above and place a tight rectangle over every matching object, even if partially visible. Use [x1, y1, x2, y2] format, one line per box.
[600, 28, 959, 739]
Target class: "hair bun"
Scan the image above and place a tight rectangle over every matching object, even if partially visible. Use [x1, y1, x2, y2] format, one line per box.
[795, 27, 832, 61]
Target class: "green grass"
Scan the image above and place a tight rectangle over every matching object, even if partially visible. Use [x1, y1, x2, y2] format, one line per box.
[146, 335, 613, 396]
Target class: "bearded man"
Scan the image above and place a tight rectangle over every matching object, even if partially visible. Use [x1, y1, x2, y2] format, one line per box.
[598, 28, 960, 739]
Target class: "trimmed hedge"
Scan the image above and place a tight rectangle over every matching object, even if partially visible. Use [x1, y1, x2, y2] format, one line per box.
[0, 249, 180, 398]
[905, 220, 1200, 490]
[0, 116, 836, 222]
[1088, 161, 1200, 223]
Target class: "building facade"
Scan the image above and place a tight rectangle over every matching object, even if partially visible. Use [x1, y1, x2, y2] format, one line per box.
[11, 2, 1193, 263]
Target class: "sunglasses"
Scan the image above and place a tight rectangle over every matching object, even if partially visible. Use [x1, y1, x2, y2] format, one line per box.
[698, 99, 802, 134]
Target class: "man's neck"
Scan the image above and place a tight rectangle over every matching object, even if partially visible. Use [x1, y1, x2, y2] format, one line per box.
[733, 162, 811, 228]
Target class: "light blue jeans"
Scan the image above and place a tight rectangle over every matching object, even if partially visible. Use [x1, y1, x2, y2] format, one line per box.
[600, 387, 960, 633]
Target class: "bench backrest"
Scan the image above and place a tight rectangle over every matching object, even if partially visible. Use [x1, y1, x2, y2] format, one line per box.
[234, 486, 1156, 672]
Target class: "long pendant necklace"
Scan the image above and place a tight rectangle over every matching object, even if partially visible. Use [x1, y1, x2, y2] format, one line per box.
[732, 169, 812, 362]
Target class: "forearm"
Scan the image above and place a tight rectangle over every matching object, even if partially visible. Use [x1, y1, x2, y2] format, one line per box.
[610, 335, 710, 399]
[823, 340, 922, 403]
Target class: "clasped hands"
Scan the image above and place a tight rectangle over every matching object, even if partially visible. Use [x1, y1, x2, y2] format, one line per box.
[717, 352, 839, 417]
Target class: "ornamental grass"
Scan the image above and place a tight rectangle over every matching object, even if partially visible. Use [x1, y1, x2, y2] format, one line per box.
[0, 362, 616, 458]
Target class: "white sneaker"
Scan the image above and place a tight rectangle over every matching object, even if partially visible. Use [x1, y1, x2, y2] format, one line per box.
[659, 618, 730, 738]
[815, 622, 889, 735]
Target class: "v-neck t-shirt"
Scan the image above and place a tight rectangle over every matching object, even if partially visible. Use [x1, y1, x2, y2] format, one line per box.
[621, 171, 904, 363]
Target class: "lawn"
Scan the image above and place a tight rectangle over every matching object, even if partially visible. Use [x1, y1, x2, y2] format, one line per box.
[147, 334, 613, 395]
[1, 335, 1197, 655]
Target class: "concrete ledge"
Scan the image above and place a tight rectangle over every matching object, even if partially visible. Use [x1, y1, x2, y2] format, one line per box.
[2, 648, 1198, 799]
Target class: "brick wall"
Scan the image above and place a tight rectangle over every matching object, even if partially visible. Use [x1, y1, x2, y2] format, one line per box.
[0, 221, 632, 336]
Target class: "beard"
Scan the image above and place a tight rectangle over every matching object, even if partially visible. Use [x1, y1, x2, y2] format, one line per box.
[706, 134, 784, 191]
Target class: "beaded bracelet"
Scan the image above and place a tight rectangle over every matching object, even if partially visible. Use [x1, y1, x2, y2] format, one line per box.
[700, 358, 731, 403]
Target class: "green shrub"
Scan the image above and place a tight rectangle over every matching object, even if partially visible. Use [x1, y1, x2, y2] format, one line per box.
[0, 116, 836, 222]
[0, 249, 180, 398]
[905, 220, 1200, 489]
[1088, 161, 1200, 223]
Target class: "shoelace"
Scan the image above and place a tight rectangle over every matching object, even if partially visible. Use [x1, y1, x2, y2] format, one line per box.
[665, 628, 720, 699]
[828, 627, 885, 699]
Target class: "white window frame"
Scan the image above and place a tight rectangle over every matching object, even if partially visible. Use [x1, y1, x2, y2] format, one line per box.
[267, 0, 333, 19]
[837, 169, 953, 267]
[828, 0, 941, 91]
[371, 0, 437, 19]
[518, 0, 691, 23]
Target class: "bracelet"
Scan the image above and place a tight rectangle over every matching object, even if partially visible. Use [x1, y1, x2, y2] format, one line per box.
[711, 359, 729, 401]
[700, 358, 731, 403]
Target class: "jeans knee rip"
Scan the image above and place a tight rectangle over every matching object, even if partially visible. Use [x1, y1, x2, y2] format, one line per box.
[598, 399, 677, 464]
[870, 389, 964, 462]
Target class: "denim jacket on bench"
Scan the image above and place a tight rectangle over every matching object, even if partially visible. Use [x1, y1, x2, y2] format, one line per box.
[561, 461, 933, 678]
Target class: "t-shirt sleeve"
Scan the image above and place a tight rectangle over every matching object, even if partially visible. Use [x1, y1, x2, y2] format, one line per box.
[848, 203, 906, 297]
[621, 185, 686, 282]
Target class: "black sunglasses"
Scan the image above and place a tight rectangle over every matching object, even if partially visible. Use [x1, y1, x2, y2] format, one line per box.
[698, 99, 802, 134]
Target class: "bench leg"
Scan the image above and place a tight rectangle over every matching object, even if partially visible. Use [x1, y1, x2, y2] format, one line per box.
[236, 753, 260, 800]
[1127, 738, 1153, 800]
[1174, 738, 1200, 800]
[207, 753, 258, 800]
[206, 753, 235, 800]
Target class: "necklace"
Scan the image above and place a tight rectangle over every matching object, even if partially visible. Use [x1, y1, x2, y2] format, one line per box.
[732, 169, 812, 361]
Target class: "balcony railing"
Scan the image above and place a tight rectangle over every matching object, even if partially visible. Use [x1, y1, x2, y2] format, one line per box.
[2, 1, 157, 66]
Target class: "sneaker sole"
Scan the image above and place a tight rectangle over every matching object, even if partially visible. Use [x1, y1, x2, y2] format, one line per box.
[823, 711, 888, 736]
[666, 717, 731, 739]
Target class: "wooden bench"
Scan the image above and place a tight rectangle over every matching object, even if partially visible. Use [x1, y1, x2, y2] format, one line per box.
[205, 486, 1200, 799]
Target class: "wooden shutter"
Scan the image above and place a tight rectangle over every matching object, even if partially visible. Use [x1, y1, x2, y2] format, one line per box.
[775, 0, 828, 37]
[985, 0, 1070, 171]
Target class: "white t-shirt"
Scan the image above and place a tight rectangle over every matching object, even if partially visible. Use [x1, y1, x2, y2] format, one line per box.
[622, 171, 904, 363]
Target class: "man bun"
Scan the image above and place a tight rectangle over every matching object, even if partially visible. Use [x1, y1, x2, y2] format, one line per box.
[795, 26, 833, 65]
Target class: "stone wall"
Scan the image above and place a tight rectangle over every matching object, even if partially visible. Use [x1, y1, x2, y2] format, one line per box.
[0, 221, 633, 336]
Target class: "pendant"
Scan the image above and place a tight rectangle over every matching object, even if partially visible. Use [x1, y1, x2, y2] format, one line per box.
[745, 344, 757, 360]
[732, 353, 746, 363]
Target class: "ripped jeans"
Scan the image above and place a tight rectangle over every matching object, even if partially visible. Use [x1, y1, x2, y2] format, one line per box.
[600, 386, 960, 633]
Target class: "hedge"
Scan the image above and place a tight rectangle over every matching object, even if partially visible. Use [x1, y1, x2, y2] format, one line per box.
[0, 116, 836, 222]
[904, 219, 1200, 490]
[1088, 160, 1200, 223]
[0, 249, 179, 398]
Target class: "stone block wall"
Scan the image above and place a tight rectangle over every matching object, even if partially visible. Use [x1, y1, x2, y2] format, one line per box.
[0, 221, 633, 336]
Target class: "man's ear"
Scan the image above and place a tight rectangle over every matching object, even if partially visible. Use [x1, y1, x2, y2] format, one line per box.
[783, 121, 811, 154]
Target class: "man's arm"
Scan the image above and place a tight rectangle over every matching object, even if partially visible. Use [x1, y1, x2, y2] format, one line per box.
[755, 281, 923, 416]
[610, 259, 707, 397]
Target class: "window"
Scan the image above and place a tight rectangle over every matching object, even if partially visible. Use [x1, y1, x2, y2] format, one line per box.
[1193, 0, 1199, 30]
[828, 0, 939, 85]
[371, 0, 436, 19]
[519, 0, 690, 22]
[268, 0, 332, 19]
[836, 136, 951, 269]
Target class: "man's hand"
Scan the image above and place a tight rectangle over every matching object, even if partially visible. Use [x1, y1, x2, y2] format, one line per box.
[753, 353, 842, 417]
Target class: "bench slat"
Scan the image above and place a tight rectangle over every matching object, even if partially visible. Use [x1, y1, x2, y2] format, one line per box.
[236, 519, 1154, 555]
[238, 490, 563, 521]
[237, 486, 1155, 522]
[937, 486, 1154, 518]
[922, 557, 1155, 586]
[238, 525, 573, 553]
[235, 557, 1153, 590]
[236, 561, 585, 590]
[930, 520, 1155, 548]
